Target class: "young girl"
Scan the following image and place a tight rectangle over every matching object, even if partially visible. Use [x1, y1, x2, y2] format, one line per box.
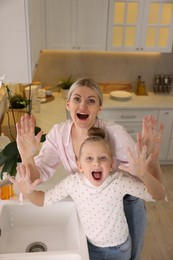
[9, 127, 165, 260]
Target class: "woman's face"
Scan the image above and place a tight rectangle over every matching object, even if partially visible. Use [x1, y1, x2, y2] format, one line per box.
[78, 141, 113, 187]
[66, 86, 102, 129]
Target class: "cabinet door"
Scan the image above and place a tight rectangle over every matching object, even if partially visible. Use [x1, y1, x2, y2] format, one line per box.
[77, 0, 108, 51]
[45, 0, 77, 49]
[142, 0, 173, 52]
[157, 110, 173, 160]
[107, 0, 143, 52]
[107, 0, 173, 52]
[45, 0, 108, 51]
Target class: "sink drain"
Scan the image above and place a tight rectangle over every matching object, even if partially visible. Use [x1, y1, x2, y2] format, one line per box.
[26, 242, 47, 253]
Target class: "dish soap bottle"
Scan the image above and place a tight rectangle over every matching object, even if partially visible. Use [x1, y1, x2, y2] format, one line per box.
[0, 172, 14, 200]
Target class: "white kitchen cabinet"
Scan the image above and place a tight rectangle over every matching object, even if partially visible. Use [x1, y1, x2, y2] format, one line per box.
[99, 107, 173, 164]
[157, 110, 173, 161]
[27, 0, 45, 75]
[107, 0, 173, 52]
[99, 109, 159, 141]
[45, 0, 108, 51]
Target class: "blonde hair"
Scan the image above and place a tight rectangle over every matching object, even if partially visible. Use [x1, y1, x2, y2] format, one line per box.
[79, 127, 112, 159]
[67, 78, 103, 105]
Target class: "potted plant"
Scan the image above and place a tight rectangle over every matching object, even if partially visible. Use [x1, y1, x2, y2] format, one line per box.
[0, 127, 46, 178]
[9, 94, 28, 109]
[58, 76, 74, 99]
[0, 82, 46, 179]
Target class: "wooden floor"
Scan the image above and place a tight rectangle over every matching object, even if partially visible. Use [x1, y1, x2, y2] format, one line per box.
[141, 165, 173, 260]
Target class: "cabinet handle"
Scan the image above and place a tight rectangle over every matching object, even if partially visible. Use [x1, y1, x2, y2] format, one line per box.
[121, 115, 136, 119]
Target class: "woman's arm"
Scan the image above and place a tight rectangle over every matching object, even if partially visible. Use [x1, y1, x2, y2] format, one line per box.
[9, 164, 44, 206]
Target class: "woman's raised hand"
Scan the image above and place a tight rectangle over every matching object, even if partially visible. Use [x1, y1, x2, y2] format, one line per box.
[16, 113, 43, 160]
[139, 115, 164, 160]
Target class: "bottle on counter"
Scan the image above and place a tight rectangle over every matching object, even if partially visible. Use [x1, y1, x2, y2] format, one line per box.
[138, 81, 148, 95]
[0, 172, 14, 200]
[135, 75, 142, 95]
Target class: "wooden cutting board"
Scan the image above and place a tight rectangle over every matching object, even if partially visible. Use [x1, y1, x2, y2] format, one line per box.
[99, 82, 132, 93]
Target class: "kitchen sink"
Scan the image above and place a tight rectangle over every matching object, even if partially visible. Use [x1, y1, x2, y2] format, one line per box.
[0, 199, 89, 260]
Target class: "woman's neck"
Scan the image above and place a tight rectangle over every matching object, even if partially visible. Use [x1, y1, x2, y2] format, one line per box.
[71, 123, 95, 160]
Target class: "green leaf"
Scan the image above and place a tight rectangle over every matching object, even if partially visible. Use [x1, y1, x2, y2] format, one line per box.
[41, 134, 46, 142]
[0, 155, 19, 178]
[0, 151, 9, 166]
[35, 126, 41, 135]
[3, 141, 19, 158]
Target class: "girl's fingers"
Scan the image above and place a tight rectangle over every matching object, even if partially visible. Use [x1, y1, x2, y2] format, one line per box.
[7, 176, 16, 184]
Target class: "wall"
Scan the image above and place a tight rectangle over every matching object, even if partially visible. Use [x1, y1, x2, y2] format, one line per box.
[33, 50, 173, 91]
[0, 0, 31, 83]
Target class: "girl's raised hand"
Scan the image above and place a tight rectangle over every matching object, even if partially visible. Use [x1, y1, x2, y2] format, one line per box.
[118, 143, 152, 178]
[8, 164, 42, 196]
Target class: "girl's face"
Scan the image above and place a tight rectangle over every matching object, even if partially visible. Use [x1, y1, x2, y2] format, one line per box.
[78, 141, 113, 187]
[66, 86, 102, 129]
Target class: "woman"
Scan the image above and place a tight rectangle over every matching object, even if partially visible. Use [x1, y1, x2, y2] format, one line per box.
[16, 78, 163, 260]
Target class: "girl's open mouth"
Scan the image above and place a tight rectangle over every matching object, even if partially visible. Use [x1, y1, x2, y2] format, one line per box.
[77, 113, 89, 120]
[92, 171, 102, 180]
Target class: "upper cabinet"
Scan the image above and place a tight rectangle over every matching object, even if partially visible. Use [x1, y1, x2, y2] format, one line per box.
[45, 0, 108, 51]
[107, 0, 173, 52]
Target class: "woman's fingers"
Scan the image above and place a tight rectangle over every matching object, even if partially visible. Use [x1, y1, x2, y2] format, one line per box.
[18, 114, 36, 135]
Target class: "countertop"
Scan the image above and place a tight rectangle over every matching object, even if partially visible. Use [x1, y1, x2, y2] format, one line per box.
[32, 92, 67, 134]
[33, 91, 173, 134]
[103, 92, 173, 110]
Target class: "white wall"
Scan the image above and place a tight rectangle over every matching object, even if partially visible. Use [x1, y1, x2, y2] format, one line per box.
[0, 0, 31, 83]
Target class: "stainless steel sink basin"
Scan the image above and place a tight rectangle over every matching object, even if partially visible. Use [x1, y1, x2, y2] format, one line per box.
[0, 199, 89, 260]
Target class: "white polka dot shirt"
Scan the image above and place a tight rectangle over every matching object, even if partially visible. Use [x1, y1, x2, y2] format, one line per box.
[44, 172, 155, 247]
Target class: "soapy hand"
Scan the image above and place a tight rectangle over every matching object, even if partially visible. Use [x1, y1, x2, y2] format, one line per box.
[8, 164, 42, 196]
[16, 114, 43, 159]
[118, 143, 152, 179]
[139, 115, 164, 160]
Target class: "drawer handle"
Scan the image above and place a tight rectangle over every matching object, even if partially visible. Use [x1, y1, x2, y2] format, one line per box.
[121, 115, 136, 119]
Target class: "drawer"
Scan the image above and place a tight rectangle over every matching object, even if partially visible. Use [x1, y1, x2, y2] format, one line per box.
[100, 109, 159, 122]
[167, 138, 173, 160]
[118, 122, 142, 141]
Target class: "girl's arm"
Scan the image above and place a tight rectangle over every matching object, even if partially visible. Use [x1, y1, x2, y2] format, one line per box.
[119, 144, 165, 201]
[8, 164, 44, 206]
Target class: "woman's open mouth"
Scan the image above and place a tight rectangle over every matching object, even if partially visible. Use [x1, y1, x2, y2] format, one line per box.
[92, 171, 102, 181]
[77, 113, 89, 120]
